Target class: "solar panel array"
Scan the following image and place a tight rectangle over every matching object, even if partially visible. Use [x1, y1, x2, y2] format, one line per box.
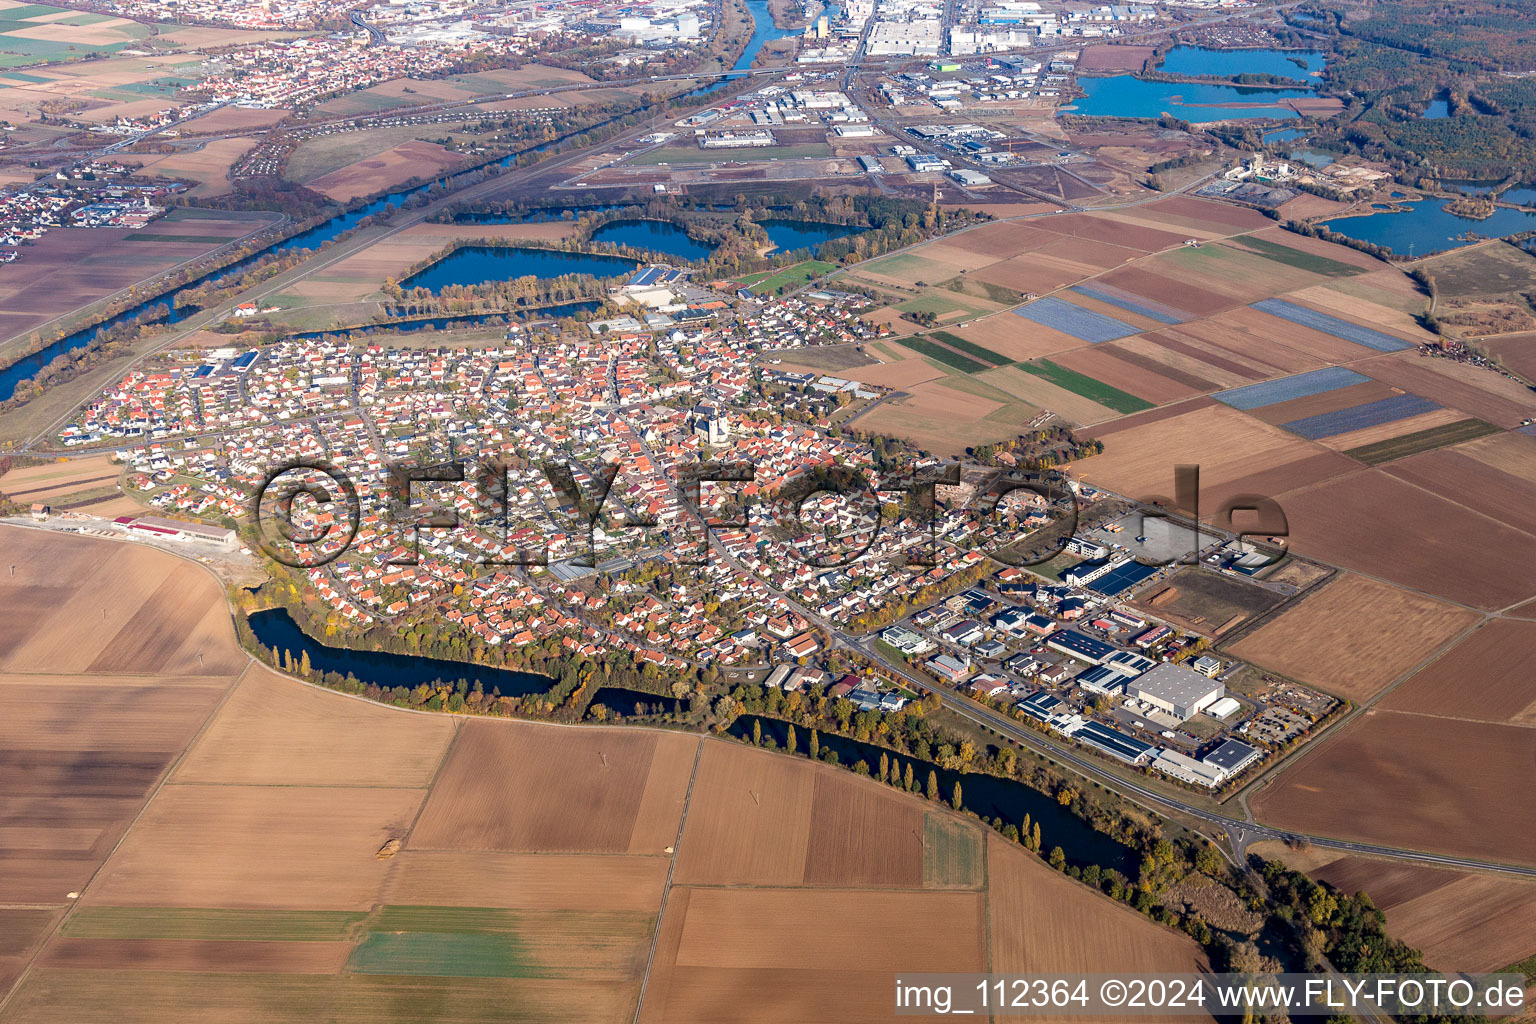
[1012, 295, 1140, 343]
[1281, 393, 1441, 439]
[1213, 366, 1370, 410]
[1088, 560, 1160, 595]
[1252, 298, 1414, 352]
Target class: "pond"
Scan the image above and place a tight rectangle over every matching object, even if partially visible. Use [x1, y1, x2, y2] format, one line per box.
[760, 218, 866, 254]
[400, 245, 641, 293]
[1501, 187, 1536, 208]
[591, 219, 714, 260]
[587, 686, 688, 718]
[1441, 178, 1501, 195]
[1066, 75, 1309, 121]
[1264, 127, 1310, 144]
[1320, 199, 1536, 256]
[1155, 46, 1326, 82]
[1422, 99, 1450, 119]
[732, 715, 1138, 875]
[1289, 149, 1335, 168]
[246, 606, 556, 697]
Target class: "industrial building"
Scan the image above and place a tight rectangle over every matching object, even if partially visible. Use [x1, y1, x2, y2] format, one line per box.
[112, 514, 236, 550]
[1129, 662, 1224, 720]
[1046, 628, 1115, 665]
[1069, 720, 1154, 765]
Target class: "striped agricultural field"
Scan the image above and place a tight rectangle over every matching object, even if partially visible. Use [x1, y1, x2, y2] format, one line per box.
[1251, 298, 1414, 352]
[1012, 296, 1139, 344]
[1281, 393, 1441, 440]
[1214, 366, 1370, 410]
[1069, 284, 1188, 325]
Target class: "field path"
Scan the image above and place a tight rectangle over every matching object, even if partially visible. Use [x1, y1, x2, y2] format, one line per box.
[631, 736, 705, 1024]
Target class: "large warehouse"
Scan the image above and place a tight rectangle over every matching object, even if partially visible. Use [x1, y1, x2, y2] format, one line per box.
[1129, 662, 1224, 720]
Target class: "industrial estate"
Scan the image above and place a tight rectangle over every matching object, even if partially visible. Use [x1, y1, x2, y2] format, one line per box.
[1, 0, 1535, 1018]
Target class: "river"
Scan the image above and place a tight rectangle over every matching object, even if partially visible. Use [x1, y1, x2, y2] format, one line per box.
[731, 715, 1139, 874]
[247, 606, 556, 697]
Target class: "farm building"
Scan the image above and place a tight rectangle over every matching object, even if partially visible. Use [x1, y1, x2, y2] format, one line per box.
[1129, 663, 1224, 720]
[112, 514, 236, 550]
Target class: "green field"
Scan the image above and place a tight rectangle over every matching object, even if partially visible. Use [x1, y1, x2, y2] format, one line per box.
[347, 932, 532, 978]
[1230, 235, 1367, 278]
[61, 907, 368, 941]
[1018, 358, 1153, 414]
[923, 813, 984, 889]
[928, 330, 1011, 367]
[892, 335, 987, 374]
[345, 906, 654, 980]
[1341, 417, 1499, 465]
[734, 259, 835, 294]
[895, 293, 991, 319]
[628, 143, 832, 166]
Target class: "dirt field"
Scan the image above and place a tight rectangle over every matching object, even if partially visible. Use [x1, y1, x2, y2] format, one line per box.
[38, 938, 353, 973]
[1382, 619, 1536, 724]
[989, 835, 1212, 1023]
[409, 720, 697, 854]
[1075, 401, 1348, 511]
[1225, 573, 1480, 701]
[1260, 847, 1536, 972]
[0, 527, 248, 965]
[133, 138, 259, 196]
[802, 771, 925, 886]
[1360, 351, 1536, 429]
[0, 211, 277, 348]
[87, 784, 428, 909]
[638, 887, 987, 1024]
[307, 140, 464, 202]
[671, 740, 815, 885]
[181, 106, 291, 135]
[1132, 567, 1284, 636]
[1270, 469, 1536, 611]
[0, 454, 118, 504]
[0, 539, 245, 677]
[1252, 710, 1536, 867]
[172, 665, 455, 787]
[384, 851, 670, 912]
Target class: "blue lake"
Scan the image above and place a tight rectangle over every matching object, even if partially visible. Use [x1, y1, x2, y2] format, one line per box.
[1067, 75, 1309, 121]
[400, 246, 641, 292]
[1441, 178, 1501, 195]
[247, 607, 555, 697]
[1321, 199, 1536, 256]
[1156, 46, 1324, 82]
[1502, 187, 1536, 208]
[1423, 99, 1450, 119]
[1290, 149, 1335, 168]
[733, 716, 1137, 874]
[1264, 127, 1310, 144]
[760, 218, 865, 253]
[591, 219, 714, 260]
